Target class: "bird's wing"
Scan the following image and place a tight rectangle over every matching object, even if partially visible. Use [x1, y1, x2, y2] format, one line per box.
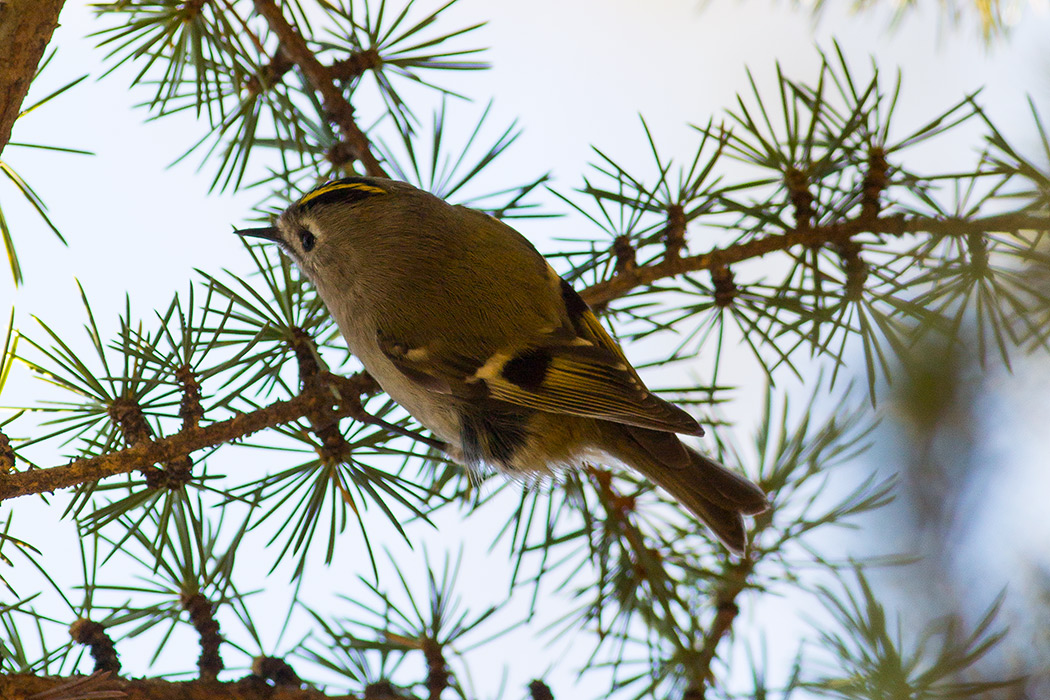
[375, 274, 704, 437]
[475, 339, 702, 435]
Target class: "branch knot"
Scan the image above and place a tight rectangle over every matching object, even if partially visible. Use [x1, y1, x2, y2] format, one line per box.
[69, 618, 121, 674]
[861, 147, 889, 222]
[612, 235, 637, 274]
[664, 203, 687, 261]
[785, 167, 814, 231]
[181, 591, 223, 680]
[711, 266, 737, 307]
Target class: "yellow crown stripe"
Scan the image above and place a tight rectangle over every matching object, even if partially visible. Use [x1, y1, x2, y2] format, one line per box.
[299, 182, 387, 206]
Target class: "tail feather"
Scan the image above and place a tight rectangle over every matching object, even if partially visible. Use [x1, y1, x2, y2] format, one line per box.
[677, 495, 746, 553]
[608, 426, 769, 553]
[689, 450, 769, 515]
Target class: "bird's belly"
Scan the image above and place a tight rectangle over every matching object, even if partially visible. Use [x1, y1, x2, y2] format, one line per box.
[348, 337, 463, 447]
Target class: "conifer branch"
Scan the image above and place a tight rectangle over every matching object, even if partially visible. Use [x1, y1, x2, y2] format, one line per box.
[0, 373, 379, 501]
[580, 212, 1050, 307]
[422, 638, 449, 700]
[251, 0, 387, 177]
[692, 557, 756, 698]
[6, 673, 359, 699]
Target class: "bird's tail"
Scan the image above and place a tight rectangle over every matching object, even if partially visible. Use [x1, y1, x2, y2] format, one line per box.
[605, 426, 769, 553]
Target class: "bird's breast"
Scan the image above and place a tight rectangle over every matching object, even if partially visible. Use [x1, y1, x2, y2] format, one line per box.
[329, 307, 463, 448]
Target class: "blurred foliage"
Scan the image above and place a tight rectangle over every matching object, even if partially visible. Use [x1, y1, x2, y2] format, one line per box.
[787, 0, 1038, 39]
[806, 568, 1016, 699]
[857, 328, 1050, 697]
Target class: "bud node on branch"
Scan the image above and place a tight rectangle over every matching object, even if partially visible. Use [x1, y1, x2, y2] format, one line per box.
[613, 235, 637, 274]
[251, 656, 303, 687]
[715, 600, 739, 616]
[785, 167, 814, 231]
[110, 394, 196, 488]
[181, 591, 224, 680]
[69, 618, 121, 674]
[143, 464, 181, 489]
[835, 239, 868, 301]
[108, 398, 153, 447]
[683, 686, 704, 700]
[177, 364, 204, 430]
[365, 679, 409, 699]
[967, 231, 989, 272]
[664, 203, 687, 261]
[331, 48, 382, 81]
[528, 679, 555, 700]
[244, 45, 295, 95]
[711, 266, 737, 308]
[861, 146, 889, 221]
[183, 0, 208, 18]
[0, 430, 14, 473]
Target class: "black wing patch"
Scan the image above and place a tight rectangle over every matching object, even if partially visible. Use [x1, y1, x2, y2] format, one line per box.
[501, 348, 553, 390]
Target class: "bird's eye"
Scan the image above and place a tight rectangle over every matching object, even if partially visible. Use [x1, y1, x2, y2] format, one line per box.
[299, 229, 316, 252]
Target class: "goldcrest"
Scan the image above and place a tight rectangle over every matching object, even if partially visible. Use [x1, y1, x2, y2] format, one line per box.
[236, 177, 768, 552]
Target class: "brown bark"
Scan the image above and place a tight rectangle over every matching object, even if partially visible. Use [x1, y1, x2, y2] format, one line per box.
[580, 213, 1050, 308]
[0, 373, 379, 501]
[690, 558, 755, 698]
[0, 672, 372, 700]
[0, 0, 65, 158]
[251, 0, 386, 178]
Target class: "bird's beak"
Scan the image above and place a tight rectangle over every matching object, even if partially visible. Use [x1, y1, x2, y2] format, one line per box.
[234, 226, 280, 242]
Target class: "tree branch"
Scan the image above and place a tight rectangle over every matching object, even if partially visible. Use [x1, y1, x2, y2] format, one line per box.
[5, 673, 370, 700]
[0, 0, 65, 158]
[251, 0, 386, 178]
[579, 212, 1050, 308]
[422, 638, 449, 700]
[0, 373, 380, 501]
[690, 557, 756, 698]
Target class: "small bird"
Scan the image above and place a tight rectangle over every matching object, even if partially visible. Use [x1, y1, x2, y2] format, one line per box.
[236, 177, 768, 552]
